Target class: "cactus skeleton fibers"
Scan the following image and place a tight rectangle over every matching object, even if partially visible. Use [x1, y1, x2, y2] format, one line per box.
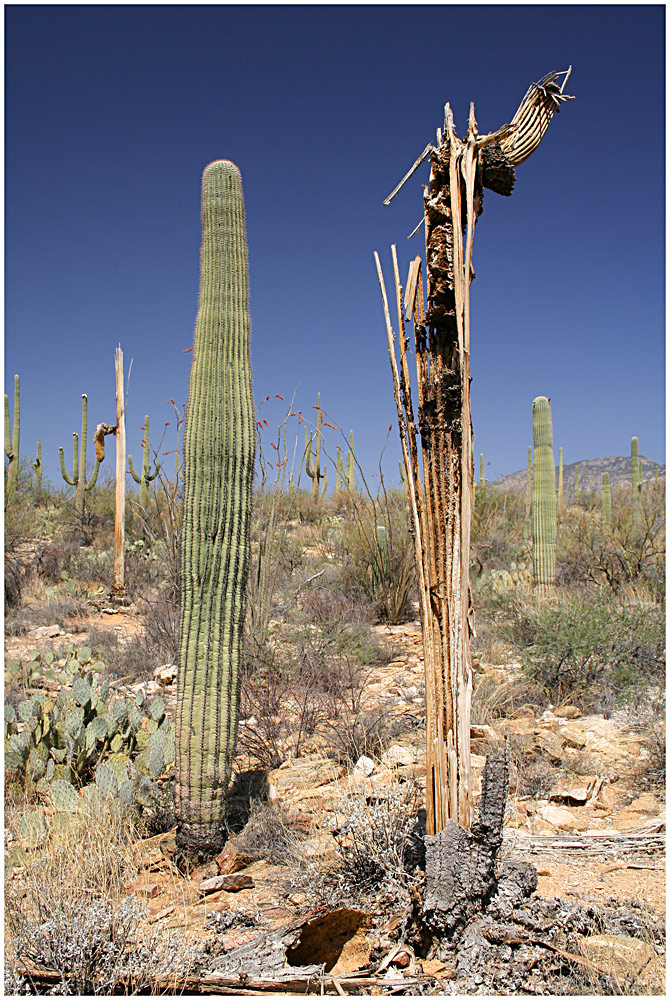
[175, 161, 255, 861]
[531, 396, 557, 593]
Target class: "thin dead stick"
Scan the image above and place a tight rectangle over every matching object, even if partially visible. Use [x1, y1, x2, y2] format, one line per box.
[383, 143, 434, 205]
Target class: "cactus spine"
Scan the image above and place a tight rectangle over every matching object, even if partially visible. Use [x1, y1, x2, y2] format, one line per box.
[4, 374, 20, 502]
[59, 394, 102, 519]
[601, 471, 612, 534]
[175, 161, 255, 861]
[631, 436, 642, 528]
[32, 440, 42, 500]
[304, 394, 327, 499]
[531, 397, 557, 594]
[557, 446, 564, 511]
[128, 415, 161, 509]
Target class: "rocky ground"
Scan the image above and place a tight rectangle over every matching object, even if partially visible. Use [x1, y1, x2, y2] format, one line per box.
[5, 608, 666, 995]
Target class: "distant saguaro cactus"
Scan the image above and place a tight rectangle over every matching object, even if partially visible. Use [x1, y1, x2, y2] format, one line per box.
[32, 440, 42, 501]
[59, 394, 102, 520]
[531, 396, 557, 594]
[574, 464, 580, 501]
[175, 160, 255, 863]
[631, 436, 642, 528]
[304, 393, 327, 500]
[4, 374, 20, 502]
[601, 471, 612, 534]
[128, 415, 160, 510]
[557, 446, 564, 511]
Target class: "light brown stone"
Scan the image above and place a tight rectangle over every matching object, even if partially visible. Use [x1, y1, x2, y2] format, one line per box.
[535, 730, 565, 762]
[579, 933, 656, 979]
[537, 803, 590, 831]
[554, 705, 581, 719]
[198, 873, 255, 894]
[559, 726, 587, 749]
[215, 843, 254, 875]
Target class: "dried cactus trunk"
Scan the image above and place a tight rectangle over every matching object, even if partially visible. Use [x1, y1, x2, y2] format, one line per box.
[175, 161, 255, 862]
[531, 396, 557, 594]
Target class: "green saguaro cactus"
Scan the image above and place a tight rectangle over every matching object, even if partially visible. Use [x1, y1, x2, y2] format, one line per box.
[32, 441, 42, 501]
[336, 430, 356, 492]
[59, 394, 102, 520]
[128, 415, 161, 510]
[305, 394, 327, 500]
[4, 374, 20, 502]
[631, 436, 642, 528]
[574, 464, 580, 501]
[175, 160, 255, 862]
[531, 397, 557, 594]
[601, 471, 612, 534]
[557, 446, 564, 512]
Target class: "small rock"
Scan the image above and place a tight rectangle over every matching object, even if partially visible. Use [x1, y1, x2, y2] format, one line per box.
[537, 803, 590, 830]
[470, 724, 496, 741]
[534, 730, 565, 762]
[215, 843, 254, 875]
[199, 873, 255, 895]
[353, 755, 375, 778]
[579, 933, 656, 979]
[554, 705, 581, 719]
[560, 726, 587, 749]
[390, 948, 412, 968]
[128, 879, 161, 898]
[380, 745, 417, 767]
[27, 624, 62, 639]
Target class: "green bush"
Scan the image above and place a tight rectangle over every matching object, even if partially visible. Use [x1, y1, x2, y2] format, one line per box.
[506, 592, 665, 709]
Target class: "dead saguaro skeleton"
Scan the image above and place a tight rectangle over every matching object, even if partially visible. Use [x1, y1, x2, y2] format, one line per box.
[375, 70, 573, 840]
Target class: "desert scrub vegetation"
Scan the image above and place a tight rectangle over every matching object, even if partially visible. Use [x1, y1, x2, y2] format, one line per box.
[4, 796, 198, 995]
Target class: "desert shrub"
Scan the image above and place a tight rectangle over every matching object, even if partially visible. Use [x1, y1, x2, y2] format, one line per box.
[505, 592, 665, 710]
[557, 482, 665, 601]
[4, 797, 197, 994]
[471, 488, 526, 575]
[329, 779, 421, 902]
[230, 798, 307, 864]
[337, 486, 416, 623]
[321, 706, 409, 766]
[239, 591, 383, 769]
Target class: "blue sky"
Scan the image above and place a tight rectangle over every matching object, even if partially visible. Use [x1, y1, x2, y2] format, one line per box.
[5, 3, 665, 492]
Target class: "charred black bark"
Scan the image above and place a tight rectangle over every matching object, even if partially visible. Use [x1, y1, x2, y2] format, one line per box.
[422, 749, 516, 937]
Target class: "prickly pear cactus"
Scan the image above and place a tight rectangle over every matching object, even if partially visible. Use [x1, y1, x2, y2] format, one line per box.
[175, 161, 255, 862]
[4, 645, 174, 808]
[531, 397, 557, 594]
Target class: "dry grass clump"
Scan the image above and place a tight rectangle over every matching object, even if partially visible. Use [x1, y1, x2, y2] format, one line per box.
[4, 796, 198, 995]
